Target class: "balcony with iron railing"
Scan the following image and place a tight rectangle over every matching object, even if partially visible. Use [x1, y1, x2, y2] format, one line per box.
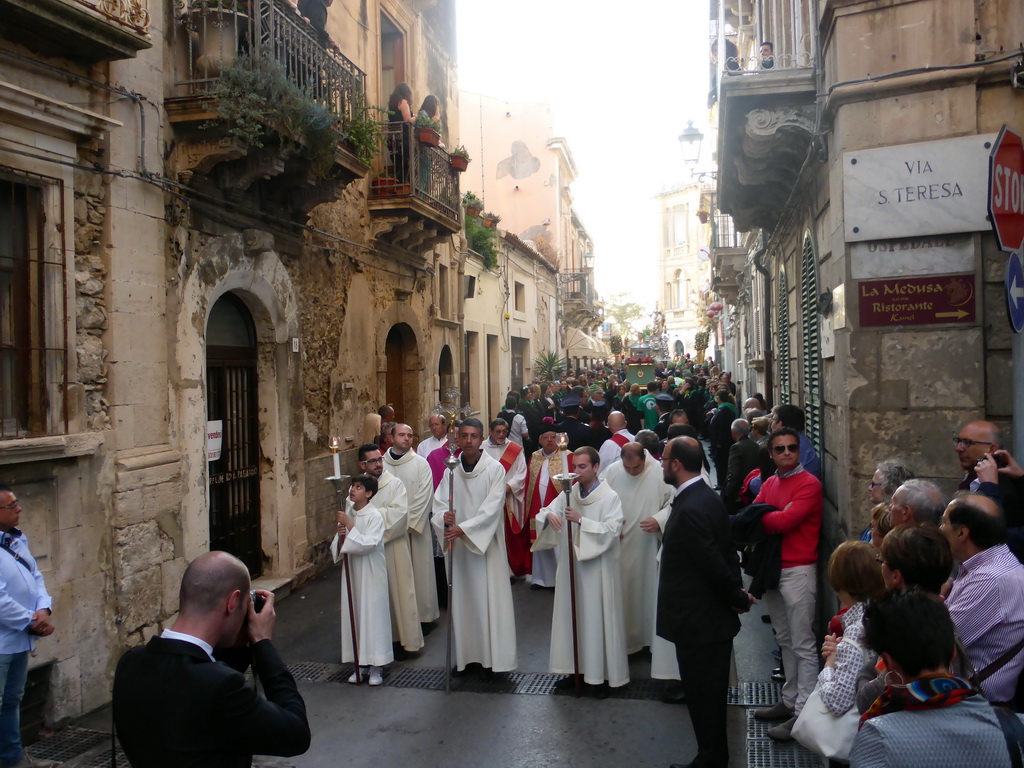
[365, 122, 462, 255]
[711, 25, 817, 233]
[560, 269, 603, 329]
[1, 0, 151, 61]
[709, 212, 746, 305]
[166, 0, 369, 216]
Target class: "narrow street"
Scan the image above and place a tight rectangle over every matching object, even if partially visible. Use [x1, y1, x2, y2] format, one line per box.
[46, 558, 818, 768]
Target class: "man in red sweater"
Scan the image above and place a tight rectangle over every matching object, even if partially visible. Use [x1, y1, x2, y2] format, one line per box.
[751, 426, 822, 741]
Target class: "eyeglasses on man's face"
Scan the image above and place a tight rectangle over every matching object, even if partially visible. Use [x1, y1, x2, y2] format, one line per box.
[0, 499, 19, 511]
[952, 436, 993, 449]
[869, 481, 882, 488]
[772, 444, 800, 454]
[361, 457, 384, 465]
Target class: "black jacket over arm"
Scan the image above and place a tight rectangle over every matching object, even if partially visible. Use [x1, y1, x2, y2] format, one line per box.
[113, 637, 310, 768]
[657, 480, 748, 647]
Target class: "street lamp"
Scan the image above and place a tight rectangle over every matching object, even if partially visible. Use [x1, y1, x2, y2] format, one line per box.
[678, 121, 704, 166]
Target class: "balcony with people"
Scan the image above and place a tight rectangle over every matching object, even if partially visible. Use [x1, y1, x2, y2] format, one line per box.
[0, 0, 151, 61]
[710, 1, 817, 233]
[560, 269, 603, 331]
[166, 0, 370, 217]
[365, 110, 462, 256]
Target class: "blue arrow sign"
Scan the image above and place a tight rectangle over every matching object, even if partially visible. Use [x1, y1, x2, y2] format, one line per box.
[1008, 250, 1024, 334]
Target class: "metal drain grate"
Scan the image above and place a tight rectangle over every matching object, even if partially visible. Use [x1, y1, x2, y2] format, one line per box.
[286, 661, 343, 683]
[75, 745, 128, 768]
[514, 672, 560, 695]
[388, 666, 448, 691]
[747, 738, 822, 768]
[728, 681, 783, 706]
[746, 710, 821, 768]
[322, 665, 357, 684]
[27, 727, 109, 762]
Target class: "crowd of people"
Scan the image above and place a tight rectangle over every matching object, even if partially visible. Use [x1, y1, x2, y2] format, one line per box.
[56, 355, 1018, 767]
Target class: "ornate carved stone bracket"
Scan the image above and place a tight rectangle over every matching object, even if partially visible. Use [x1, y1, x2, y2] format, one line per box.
[173, 136, 247, 184]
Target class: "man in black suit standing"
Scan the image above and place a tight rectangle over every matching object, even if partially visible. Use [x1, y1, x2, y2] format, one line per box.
[658, 437, 753, 768]
[554, 395, 594, 450]
[113, 552, 310, 767]
[722, 418, 761, 513]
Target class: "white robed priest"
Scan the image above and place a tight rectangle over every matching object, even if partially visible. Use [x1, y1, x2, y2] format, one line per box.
[644, 503, 681, 682]
[603, 441, 672, 655]
[481, 418, 529, 578]
[416, 413, 448, 458]
[383, 424, 441, 624]
[331, 473, 393, 685]
[535, 445, 628, 690]
[432, 418, 518, 675]
[356, 443, 423, 654]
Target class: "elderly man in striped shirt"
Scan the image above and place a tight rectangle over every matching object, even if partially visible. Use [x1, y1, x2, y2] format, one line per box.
[941, 493, 1024, 705]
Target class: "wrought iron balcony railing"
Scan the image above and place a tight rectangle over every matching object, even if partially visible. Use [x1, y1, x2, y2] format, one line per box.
[370, 123, 460, 222]
[560, 271, 597, 308]
[175, 0, 365, 123]
[712, 213, 743, 250]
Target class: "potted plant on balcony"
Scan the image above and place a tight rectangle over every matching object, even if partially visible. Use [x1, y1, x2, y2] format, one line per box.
[187, 0, 250, 77]
[480, 211, 501, 229]
[414, 112, 441, 147]
[463, 192, 483, 217]
[343, 95, 384, 166]
[449, 146, 471, 172]
[697, 209, 709, 224]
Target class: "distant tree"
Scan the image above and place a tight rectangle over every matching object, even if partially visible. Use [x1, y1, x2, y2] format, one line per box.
[604, 293, 646, 339]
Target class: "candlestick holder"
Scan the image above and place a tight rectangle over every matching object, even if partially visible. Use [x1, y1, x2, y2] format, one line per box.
[327, 474, 351, 498]
[552, 472, 579, 492]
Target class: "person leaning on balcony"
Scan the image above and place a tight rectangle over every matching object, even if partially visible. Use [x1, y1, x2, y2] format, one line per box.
[296, 0, 333, 45]
[759, 41, 775, 69]
[387, 83, 414, 181]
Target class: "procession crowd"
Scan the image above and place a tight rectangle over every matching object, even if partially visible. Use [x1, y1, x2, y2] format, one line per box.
[9, 355, 1009, 767]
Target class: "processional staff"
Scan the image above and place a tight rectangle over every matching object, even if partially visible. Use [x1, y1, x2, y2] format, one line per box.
[328, 437, 361, 685]
[553, 433, 582, 699]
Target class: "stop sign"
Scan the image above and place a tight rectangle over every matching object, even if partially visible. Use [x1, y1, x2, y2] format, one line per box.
[989, 125, 1024, 252]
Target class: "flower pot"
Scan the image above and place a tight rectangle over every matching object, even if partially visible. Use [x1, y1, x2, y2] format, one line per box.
[192, 9, 248, 78]
[464, 204, 482, 217]
[450, 154, 469, 172]
[371, 177, 410, 197]
[481, 216, 496, 229]
[697, 210, 709, 223]
[416, 127, 440, 147]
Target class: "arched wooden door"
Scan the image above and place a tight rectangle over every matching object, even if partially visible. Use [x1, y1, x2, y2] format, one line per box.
[206, 293, 262, 577]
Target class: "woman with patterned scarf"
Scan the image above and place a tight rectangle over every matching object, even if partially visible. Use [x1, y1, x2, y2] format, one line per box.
[850, 589, 1024, 767]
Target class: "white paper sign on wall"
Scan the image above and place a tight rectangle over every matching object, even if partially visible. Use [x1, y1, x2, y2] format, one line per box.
[207, 420, 223, 462]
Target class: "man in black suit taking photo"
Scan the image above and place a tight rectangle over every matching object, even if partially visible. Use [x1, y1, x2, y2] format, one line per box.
[658, 437, 754, 768]
[113, 551, 310, 767]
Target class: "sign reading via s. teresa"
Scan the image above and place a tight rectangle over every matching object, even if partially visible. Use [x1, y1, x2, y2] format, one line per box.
[843, 135, 996, 242]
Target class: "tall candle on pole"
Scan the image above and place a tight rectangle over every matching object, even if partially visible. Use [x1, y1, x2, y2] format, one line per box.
[326, 439, 359, 684]
[553, 433, 581, 699]
[330, 436, 342, 478]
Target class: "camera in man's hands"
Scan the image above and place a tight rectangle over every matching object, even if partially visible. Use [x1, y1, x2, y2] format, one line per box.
[250, 590, 266, 613]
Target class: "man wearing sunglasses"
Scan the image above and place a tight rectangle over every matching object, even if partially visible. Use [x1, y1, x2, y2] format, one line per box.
[750, 428, 822, 741]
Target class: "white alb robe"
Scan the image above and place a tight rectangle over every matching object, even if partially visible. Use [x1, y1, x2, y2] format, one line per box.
[598, 429, 634, 474]
[353, 470, 423, 651]
[535, 482, 628, 687]
[603, 459, 673, 654]
[383, 449, 440, 622]
[482, 438, 528, 530]
[431, 452, 517, 672]
[331, 503, 393, 667]
[530, 455, 560, 587]
[416, 434, 445, 459]
[649, 503, 681, 680]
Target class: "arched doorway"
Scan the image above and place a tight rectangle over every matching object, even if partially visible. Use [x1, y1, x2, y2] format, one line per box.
[674, 340, 685, 357]
[385, 323, 418, 423]
[438, 345, 455, 404]
[206, 293, 262, 577]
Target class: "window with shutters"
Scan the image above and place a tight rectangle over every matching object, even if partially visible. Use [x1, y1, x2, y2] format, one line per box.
[800, 232, 822, 453]
[0, 169, 68, 438]
[777, 269, 791, 403]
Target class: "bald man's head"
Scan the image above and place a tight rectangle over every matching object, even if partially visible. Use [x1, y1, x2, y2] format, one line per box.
[179, 551, 250, 617]
[621, 442, 646, 476]
[942, 492, 1006, 557]
[608, 411, 626, 432]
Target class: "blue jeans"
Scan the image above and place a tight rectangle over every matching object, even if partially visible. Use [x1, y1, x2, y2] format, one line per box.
[0, 651, 27, 766]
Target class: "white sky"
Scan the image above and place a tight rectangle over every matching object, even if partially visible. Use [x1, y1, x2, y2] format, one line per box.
[456, 1, 712, 311]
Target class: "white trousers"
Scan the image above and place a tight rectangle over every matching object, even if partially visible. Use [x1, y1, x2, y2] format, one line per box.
[764, 564, 817, 714]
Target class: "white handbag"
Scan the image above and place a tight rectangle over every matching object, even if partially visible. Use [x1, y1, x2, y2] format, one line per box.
[791, 683, 860, 761]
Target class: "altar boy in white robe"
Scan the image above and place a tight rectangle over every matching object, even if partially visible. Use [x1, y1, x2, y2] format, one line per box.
[432, 418, 518, 677]
[536, 446, 628, 694]
[331, 474, 393, 686]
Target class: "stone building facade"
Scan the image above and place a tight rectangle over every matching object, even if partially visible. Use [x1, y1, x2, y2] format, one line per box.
[707, 0, 1024, 548]
[655, 181, 714, 359]
[0, 0, 478, 724]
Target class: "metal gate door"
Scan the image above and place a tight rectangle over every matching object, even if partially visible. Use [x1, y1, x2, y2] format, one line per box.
[206, 294, 261, 577]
